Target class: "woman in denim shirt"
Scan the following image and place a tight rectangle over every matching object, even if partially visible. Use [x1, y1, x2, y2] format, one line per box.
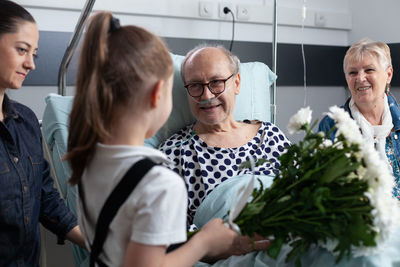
[0, 1, 85, 266]
[319, 38, 400, 201]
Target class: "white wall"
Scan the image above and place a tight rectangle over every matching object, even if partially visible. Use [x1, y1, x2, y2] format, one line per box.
[276, 85, 349, 143]
[20, 0, 351, 45]
[348, 0, 400, 44]
[14, 0, 352, 130]
[6, 86, 75, 121]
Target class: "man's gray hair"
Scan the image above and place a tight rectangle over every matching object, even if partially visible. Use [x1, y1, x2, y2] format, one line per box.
[180, 43, 240, 83]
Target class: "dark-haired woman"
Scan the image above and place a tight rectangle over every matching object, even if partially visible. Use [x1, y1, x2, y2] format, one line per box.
[0, 1, 84, 265]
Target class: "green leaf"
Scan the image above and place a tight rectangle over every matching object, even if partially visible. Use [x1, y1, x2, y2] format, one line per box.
[286, 239, 309, 265]
[230, 115, 377, 265]
[239, 202, 266, 217]
[320, 155, 360, 183]
[267, 237, 285, 259]
[277, 195, 291, 203]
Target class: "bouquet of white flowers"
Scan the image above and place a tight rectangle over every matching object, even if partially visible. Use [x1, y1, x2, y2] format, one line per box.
[235, 106, 400, 266]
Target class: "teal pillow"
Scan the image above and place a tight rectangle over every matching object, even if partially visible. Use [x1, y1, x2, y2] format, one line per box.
[144, 53, 277, 148]
[193, 174, 274, 229]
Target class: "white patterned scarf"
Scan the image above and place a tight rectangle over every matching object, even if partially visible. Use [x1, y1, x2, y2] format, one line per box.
[349, 95, 393, 168]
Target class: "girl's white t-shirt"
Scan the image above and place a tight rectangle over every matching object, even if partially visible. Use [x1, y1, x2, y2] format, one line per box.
[78, 144, 187, 266]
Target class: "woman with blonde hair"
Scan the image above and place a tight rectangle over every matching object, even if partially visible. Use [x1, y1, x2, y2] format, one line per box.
[319, 38, 400, 200]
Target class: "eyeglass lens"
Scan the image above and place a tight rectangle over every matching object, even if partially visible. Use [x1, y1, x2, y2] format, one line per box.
[186, 74, 233, 97]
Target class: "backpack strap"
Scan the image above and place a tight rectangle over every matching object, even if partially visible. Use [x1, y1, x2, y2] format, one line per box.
[82, 158, 157, 267]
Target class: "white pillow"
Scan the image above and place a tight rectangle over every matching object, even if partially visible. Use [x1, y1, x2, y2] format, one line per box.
[144, 53, 277, 148]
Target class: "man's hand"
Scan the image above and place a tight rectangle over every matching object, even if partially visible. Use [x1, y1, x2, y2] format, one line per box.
[202, 233, 271, 263]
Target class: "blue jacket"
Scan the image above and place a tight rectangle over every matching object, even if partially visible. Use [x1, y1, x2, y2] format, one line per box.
[318, 92, 400, 162]
[0, 95, 77, 266]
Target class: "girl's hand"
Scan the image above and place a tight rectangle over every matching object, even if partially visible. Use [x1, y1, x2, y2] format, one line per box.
[230, 233, 271, 256]
[199, 225, 271, 263]
[195, 218, 238, 260]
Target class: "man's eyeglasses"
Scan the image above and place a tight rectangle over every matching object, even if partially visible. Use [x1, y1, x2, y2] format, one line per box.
[184, 73, 235, 97]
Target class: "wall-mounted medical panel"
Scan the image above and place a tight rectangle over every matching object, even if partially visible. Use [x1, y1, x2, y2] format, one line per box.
[18, 0, 351, 30]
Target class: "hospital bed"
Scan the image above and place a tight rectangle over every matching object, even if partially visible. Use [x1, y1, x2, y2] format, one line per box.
[41, 3, 276, 261]
[41, 95, 88, 266]
[41, 55, 275, 267]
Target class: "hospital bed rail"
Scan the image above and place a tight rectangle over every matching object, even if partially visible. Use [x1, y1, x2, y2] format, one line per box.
[41, 1, 96, 266]
[57, 0, 96, 96]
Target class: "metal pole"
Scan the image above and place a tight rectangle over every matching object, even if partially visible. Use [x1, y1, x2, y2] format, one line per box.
[57, 0, 96, 95]
[271, 0, 278, 124]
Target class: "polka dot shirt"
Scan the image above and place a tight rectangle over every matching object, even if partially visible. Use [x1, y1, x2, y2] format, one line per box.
[159, 120, 291, 230]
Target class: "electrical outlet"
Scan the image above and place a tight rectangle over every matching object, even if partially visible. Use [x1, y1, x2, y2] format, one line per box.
[199, 1, 214, 18]
[219, 2, 234, 19]
[237, 5, 250, 20]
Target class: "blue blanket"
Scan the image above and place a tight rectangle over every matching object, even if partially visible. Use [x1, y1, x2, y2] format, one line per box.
[193, 174, 400, 267]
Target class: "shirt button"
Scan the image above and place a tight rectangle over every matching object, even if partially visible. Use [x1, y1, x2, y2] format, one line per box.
[13, 157, 19, 163]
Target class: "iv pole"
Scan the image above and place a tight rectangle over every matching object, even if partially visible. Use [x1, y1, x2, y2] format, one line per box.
[271, 0, 278, 124]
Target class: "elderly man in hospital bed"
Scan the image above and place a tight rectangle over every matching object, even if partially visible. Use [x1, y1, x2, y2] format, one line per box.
[42, 43, 279, 265]
[159, 44, 291, 261]
[42, 43, 400, 266]
[158, 45, 400, 266]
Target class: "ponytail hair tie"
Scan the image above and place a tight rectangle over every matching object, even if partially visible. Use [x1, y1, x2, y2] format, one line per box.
[109, 17, 120, 33]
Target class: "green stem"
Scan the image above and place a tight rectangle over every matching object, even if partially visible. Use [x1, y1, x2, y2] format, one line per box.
[331, 207, 372, 213]
[262, 216, 322, 226]
[265, 203, 304, 221]
[329, 196, 367, 201]
[284, 149, 352, 192]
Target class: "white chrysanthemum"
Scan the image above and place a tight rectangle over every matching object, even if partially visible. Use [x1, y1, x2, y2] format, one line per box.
[325, 105, 400, 256]
[287, 106, 312, 134]
[333, 141, 344, 150]
[354, 133, 400, 256]
[319, 138, 333, 149]
[326, 106, 363, 146]
[326, 106, 348, 123]
[356, 165, 366, 180]
[286, 105, 400, 258]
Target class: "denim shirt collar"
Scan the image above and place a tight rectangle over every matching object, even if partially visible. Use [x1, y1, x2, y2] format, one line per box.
[387, 92, 400, 131]
[3, 94, 23, 122]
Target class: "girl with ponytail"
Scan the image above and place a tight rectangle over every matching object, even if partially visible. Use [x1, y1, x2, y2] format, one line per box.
[66, 11, 237, 267]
